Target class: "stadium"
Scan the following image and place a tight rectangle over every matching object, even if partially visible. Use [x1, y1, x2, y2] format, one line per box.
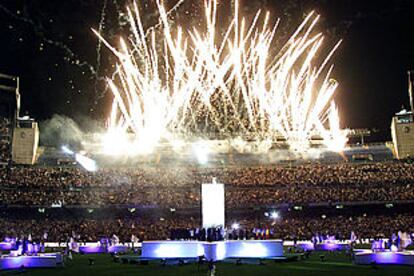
[1, 0, 414, 275]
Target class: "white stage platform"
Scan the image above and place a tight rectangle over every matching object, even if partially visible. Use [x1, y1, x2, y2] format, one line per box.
[354, 249, 414, 266]
[0, 253, 63, 270]
[141, 240, 283, 261]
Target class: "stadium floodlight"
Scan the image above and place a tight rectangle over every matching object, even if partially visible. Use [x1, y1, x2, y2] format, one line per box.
[193, 142, 209, 165]
[232, 223, 240, 230]
[61, 145, 98, 172]
[61, 145, 74, 155]
[75, 153, 98, 172]
[270, 211, 279, 219]
[51, 201, 62, 208]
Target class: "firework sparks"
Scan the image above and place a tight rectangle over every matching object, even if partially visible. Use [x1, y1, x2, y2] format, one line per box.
[95, 0, 348, 156]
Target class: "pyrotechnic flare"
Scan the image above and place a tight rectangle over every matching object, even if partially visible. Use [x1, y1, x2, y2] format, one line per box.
[95, 0, 348, 155]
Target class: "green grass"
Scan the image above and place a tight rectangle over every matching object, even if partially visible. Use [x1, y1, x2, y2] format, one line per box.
[3, 252, 414, 276]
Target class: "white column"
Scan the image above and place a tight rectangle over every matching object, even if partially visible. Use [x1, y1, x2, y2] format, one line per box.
[202, 182, 225, 228]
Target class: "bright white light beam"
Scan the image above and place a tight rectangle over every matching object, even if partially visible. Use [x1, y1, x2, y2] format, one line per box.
[75, 153, 98, 172]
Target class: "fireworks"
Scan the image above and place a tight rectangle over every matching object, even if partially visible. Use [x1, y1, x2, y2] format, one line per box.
[95, 0, 348, 156]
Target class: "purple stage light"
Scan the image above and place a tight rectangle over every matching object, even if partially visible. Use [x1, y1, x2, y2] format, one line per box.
[108, 245, 129, 253]
[78, 244, 130, 254]
[354, 250, 414, 266]
[0, 254, 62, 270]
[79, 245, 107, 254]
[297, 242, 315, 251]
[0, 242, 15, 251]
[315, 242, 350, 251]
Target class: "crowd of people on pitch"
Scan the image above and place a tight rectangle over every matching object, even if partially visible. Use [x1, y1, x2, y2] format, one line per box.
[0, 117, 12, 164]
[170, 227, 225, 241]
[1, 162, 414, 207]
[0, 213, 413, 243]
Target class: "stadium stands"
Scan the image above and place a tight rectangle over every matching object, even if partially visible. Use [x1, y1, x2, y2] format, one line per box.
[0, 161, 414, 243]
[0, 117, 12, 164]
[1, 162, 414, 207]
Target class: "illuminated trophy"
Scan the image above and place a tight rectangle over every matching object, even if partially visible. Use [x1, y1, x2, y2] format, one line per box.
[201, 178, 225, 229]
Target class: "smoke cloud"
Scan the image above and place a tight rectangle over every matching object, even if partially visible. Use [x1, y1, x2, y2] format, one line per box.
[39, 114, 84, 148]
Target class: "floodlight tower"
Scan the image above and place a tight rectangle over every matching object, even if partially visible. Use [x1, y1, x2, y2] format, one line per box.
[391, 71, 414, 159]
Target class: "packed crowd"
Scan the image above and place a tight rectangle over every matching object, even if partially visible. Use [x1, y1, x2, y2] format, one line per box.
[0, 212, 413, 242]
[1, 185, 413, 207]
[0, 117, 12, 164]
[2, 161, 414, 188]
[1, 162, 414, 207]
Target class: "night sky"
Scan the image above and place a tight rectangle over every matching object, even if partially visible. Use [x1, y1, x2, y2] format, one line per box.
[0, 0, 413, 141]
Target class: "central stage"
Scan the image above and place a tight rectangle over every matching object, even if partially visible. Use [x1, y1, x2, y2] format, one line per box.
[141, 240, 283, 261]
